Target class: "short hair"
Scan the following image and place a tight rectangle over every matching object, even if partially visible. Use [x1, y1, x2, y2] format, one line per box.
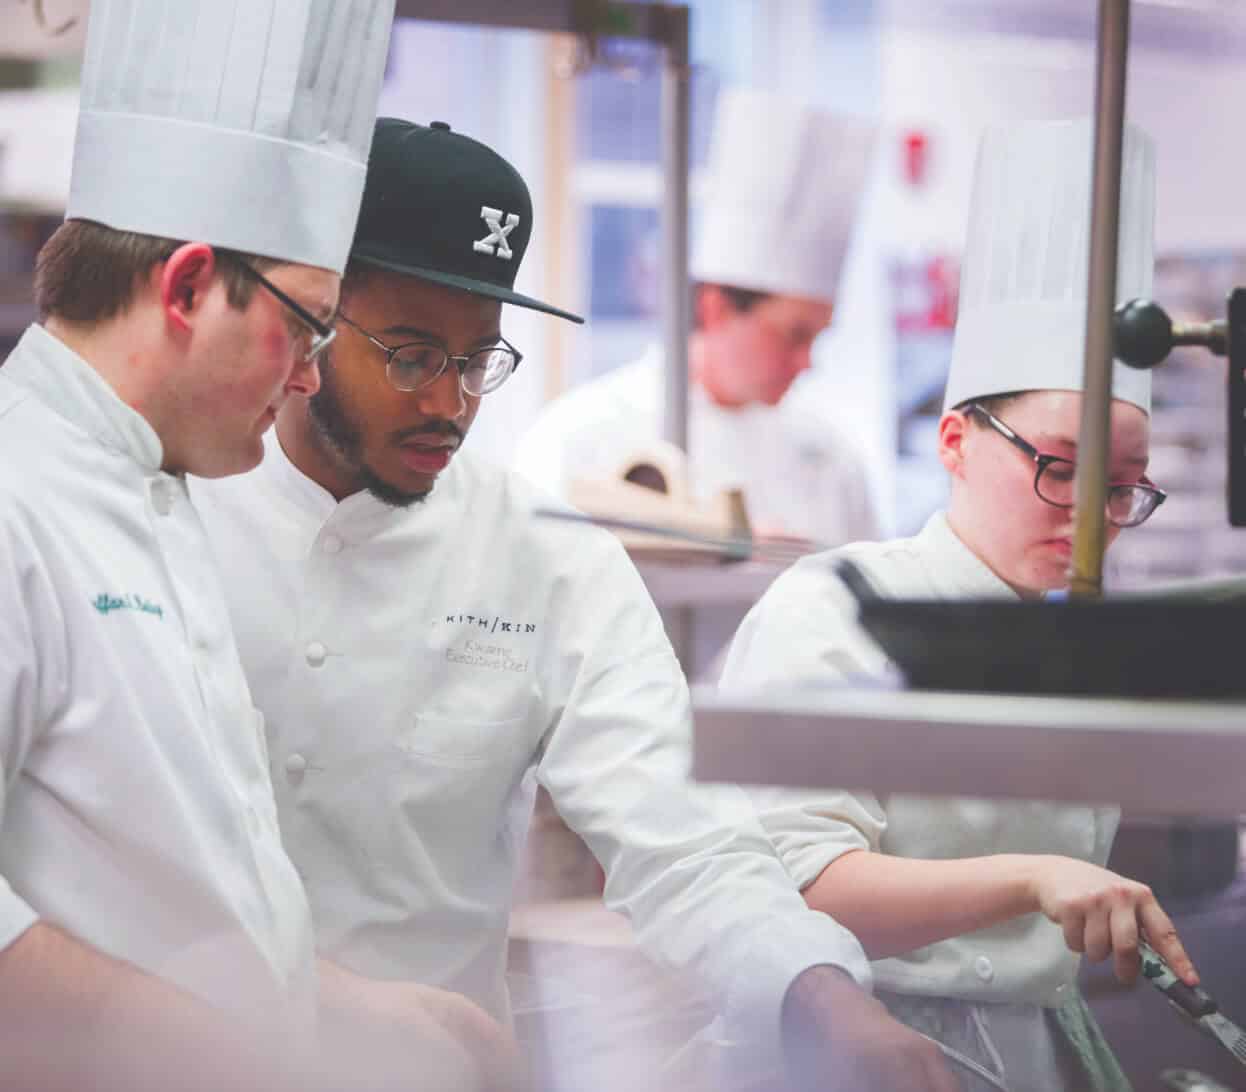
[692, 281, 773, 331]
[34, 219, 278, 325]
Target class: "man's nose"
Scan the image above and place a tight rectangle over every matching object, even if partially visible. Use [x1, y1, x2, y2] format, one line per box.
[414, 362, 467, 420]
[287, 354, 322, 397]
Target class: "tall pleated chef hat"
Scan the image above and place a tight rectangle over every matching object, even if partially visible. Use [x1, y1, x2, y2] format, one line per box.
[66, 0, 396, 274]
[944, 118, 1156, 414]
[691, 87, 876, 304]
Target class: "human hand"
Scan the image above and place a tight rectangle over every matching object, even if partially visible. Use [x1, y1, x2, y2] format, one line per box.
[318, 962, 527, 1092]
[781, 966, 959, 1092]
[1028, 856, 1198, 986]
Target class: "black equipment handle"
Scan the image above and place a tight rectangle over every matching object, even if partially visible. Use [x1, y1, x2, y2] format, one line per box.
[1115, 299, 1228, 368]
[1140, 940, 1219, 1020]
[833, 558, 882, 605]
[1227, 289, 1246, 526]
[1114, 296, 1246, 527]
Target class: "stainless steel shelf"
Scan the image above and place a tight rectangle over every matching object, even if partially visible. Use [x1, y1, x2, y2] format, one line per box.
[692, 687, 1246, 817]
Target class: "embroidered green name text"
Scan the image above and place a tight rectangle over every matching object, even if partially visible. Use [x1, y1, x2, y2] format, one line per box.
[92, 593, 164, 620]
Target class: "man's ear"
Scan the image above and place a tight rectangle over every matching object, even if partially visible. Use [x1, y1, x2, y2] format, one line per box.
[694, 284, 732, 331]
[938, 409, 971, 477]
[157, 243, 218, 335]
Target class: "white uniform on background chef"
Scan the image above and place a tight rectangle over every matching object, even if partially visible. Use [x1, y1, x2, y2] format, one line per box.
[720, 120, 1196, 1092]
[514, 88, 880, 549]
[0, 3, 410, 1090]
[192, 116, 961, 1092]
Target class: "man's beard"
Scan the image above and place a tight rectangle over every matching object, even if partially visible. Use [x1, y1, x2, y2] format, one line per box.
[307, 357, 432, 509]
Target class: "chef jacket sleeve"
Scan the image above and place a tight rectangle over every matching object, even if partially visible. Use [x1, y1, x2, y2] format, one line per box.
[718, 557, 889, 890]
[0, 515, 57, 949]
[536, 535, 871, 1060]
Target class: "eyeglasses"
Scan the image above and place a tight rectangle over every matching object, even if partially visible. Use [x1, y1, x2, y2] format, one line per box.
[235, 262, 337, 363]
[965, 403, 1167, 528]
[337, 313, 522, 397]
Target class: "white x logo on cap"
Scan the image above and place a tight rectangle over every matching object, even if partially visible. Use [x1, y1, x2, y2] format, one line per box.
[474, 206, 520, 261]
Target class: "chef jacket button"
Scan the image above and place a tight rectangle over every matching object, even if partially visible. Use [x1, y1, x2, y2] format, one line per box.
[285, 753, 308, 780]
[305, 641, 327, 667]
[150, 480, 174, 516]
[973, 955, 995, 983]
[322, 533, 343, 555]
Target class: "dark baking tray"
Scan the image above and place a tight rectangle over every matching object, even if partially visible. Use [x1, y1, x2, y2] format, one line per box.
[836, 562, 1246, 699]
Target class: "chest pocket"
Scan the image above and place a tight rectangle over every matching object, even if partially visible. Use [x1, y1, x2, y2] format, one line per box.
[392, 712, 531, 767]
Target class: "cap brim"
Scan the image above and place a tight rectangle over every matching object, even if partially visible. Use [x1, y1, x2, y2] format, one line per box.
[350, 251, 584, 324]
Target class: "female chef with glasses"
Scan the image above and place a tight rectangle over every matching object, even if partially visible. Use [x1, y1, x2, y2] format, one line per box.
[720, 119, 1195, 1092]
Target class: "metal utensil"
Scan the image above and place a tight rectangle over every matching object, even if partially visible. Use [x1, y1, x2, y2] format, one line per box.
[1160, 1069, 1235, 1092]
[1139, 938, 1246, 1068]
[915, 1032, 1012, 1091]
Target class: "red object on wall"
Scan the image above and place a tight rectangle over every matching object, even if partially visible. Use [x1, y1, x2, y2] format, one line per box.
[891, 253, 960, 333]
[903, 130, 929, 187]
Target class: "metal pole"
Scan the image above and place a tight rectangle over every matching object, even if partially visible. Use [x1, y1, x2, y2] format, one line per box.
[659, 6, 691, 453]
[657, 6, 693, 672]
[1070, 0, 1130, 599]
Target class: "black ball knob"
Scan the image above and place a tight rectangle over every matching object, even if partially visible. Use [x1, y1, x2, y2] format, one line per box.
[1114, 298, 1173, 370]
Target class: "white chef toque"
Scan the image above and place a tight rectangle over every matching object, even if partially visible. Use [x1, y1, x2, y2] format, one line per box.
[66, 0, 395, 274]
[691, 87, 876, 304]
[944, 118, 1155, 414]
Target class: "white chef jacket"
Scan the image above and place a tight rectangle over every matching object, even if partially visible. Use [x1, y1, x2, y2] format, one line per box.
[513, 347, 880, 546]
[720, 512, 1119, 1009]
[0, 326, 317, 1037]
[190, 432, 870, 1058]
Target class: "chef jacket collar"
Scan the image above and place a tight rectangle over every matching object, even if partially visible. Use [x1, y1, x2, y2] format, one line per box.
[259, 427, 415, 537]
[6, 325, 163, 471]
[918, 511, 1019, 601]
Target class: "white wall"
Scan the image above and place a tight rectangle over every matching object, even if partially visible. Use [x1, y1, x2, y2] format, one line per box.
[0, 88, 79, 211]
[878, 24, 1246, 256]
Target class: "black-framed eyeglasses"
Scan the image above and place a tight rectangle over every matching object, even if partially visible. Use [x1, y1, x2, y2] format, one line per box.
[965, 403, 1167, 528]
[235, 262, 337, 363]
[337, 313, 522, 397]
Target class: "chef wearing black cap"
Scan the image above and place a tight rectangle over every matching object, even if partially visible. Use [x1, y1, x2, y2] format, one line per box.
[192, 118, 957, 1092]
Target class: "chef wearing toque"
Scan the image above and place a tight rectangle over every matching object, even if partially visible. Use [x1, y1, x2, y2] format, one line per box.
[721, 118, 1195, 1092]
[515, 88, 880, 551]
[193, 115, 961, 1092]
[0, 3, 496, 1090]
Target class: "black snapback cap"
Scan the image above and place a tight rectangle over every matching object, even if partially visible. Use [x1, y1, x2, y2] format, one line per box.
[350, 118, 583, 324]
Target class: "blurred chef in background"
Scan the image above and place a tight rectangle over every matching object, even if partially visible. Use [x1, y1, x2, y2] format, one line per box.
[515, 87, 880, 550]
